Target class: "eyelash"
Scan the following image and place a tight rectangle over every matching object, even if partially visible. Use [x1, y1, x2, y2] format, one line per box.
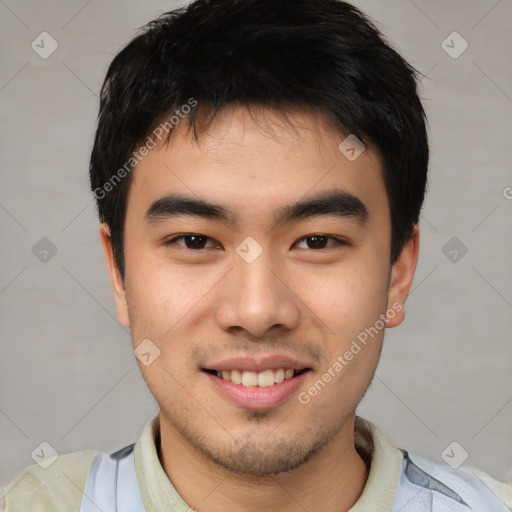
[163, 233, 348, 251]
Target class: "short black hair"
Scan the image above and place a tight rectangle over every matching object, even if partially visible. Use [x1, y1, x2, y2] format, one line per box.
[90, 0, 429, 279]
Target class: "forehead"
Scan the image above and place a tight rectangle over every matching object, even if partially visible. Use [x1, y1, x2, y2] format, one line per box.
[125, 105, 387, 226]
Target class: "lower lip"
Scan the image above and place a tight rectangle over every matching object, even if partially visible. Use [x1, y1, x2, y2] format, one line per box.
[204, 371, 310, 410]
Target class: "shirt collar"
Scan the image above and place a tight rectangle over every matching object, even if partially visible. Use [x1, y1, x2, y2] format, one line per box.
[349, 416, 404, 511]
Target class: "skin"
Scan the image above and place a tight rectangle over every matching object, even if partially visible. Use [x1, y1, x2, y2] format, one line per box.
[100, 105, 419, 512]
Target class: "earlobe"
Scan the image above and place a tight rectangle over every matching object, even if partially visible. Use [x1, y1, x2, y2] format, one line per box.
[99, 223, 130, 328]
[386, 224, 420, 328]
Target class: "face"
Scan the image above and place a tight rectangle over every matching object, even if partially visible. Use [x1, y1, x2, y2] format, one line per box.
[101, 105, 418, 476]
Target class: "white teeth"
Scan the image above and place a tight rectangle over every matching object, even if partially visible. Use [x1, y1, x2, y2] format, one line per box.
[231, 369, 243, 385]
[215, 368, 301, 387]
[274, 368, 285, 383]
[241, 371, 258, 387]
[257, 369, 275, 387]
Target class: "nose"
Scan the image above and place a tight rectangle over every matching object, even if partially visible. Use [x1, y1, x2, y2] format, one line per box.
[215, 245, 301, 339]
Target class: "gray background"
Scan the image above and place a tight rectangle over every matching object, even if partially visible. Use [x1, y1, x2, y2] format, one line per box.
[1, 0, 511, 487]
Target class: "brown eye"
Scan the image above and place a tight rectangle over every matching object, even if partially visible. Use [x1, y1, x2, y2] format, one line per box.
[165, 234, 220, 249]
[295, 235, 346, 250]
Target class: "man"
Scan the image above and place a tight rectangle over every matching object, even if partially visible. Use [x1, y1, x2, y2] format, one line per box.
[2, 0, 511, 510]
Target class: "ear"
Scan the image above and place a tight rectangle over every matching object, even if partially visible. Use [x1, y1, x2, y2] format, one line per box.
[386, 224, 420, 328]
[99, 223, 130, 328]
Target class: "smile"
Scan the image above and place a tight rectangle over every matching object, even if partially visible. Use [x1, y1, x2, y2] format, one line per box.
[204, 368, 309, 387]
[202, 368, 312, 410]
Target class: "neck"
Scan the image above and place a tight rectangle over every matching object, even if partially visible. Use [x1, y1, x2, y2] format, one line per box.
[158, 414, 369, 512]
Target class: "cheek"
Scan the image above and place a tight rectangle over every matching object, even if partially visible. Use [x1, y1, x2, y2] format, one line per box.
[125, 254, 219, 347]
[291, 255, 389, 334]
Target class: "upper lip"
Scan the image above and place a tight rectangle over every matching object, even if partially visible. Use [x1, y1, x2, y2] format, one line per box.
[202, 355, 313, 373]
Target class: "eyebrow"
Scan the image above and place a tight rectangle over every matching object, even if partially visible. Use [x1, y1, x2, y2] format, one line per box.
[144, 189, 369, 227]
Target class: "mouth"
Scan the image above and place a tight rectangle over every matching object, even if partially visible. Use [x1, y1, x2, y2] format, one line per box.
[202, 367, 311, 387]
[201, 367, 312, 410]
